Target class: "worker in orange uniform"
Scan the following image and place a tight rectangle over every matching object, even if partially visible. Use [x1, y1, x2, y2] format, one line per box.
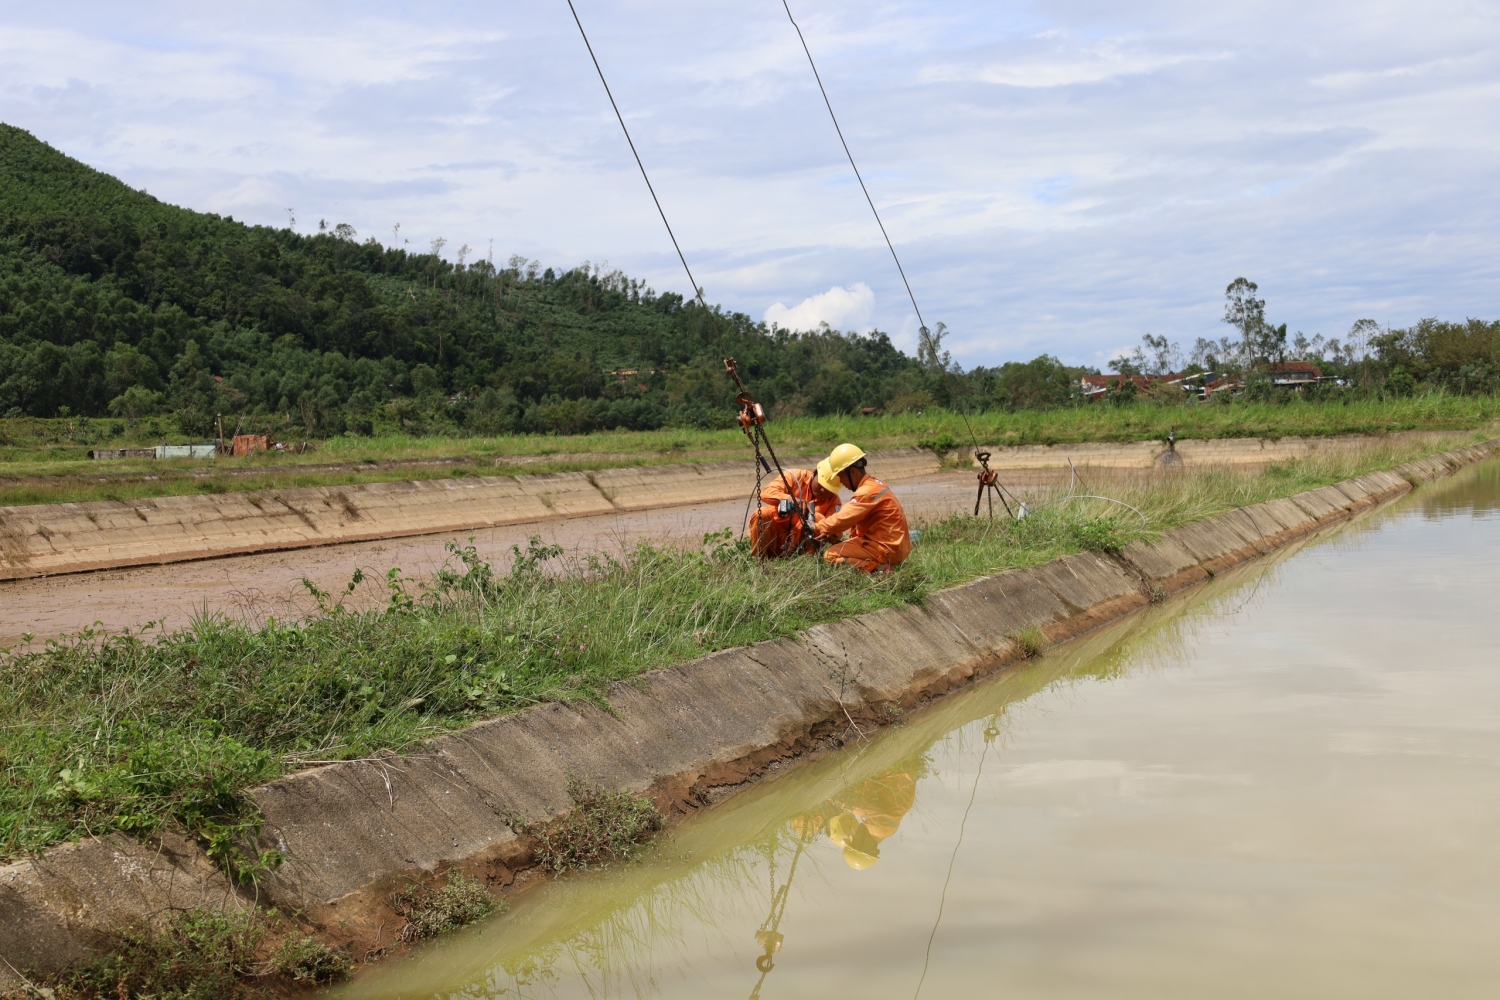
[825, 765, 920, 869]
[813, 443, 912, 571]
[748, 468, 842, 558]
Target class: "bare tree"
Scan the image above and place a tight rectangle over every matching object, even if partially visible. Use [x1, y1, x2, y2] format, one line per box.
[1141, 333, 1181, 374]
[917, 322, 955, 373]
[1223, 278, 1265, 367]
[1346, 318, 1380, 362]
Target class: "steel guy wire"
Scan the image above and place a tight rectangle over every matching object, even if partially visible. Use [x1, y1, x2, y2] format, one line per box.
[564, 0, 711, 315]
[780, 0, 930, 335]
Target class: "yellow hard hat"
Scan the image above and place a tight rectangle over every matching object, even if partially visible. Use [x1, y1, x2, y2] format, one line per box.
[826, 811, 860, 848]
[842, 846, 879, 870]
[817, 443, 866, 493]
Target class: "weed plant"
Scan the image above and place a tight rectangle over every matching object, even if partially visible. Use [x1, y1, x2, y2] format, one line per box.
[0, 435, 1483, 871]
[1, 907, 350, 1000]
[533, 779, 667, 872]
[391, 873, 497, 941]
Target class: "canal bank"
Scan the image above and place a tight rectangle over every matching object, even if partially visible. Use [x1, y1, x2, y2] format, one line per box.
[341, 449, 1500, 1000]
[1, 440, 1495, 987]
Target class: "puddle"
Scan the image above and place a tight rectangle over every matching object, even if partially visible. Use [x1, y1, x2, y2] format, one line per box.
[339, 459, 1500, 1000]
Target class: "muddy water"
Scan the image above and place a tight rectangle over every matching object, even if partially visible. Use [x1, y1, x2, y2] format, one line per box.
[340, 461, 1500, 1000]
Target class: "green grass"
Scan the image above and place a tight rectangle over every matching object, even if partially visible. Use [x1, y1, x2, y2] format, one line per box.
[2, 394, 1496, 506]
[1, 906, 351, 1000]
[0, 432, 1487, 877]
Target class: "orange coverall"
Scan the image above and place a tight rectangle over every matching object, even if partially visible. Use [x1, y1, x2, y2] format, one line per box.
[748, 469, 841, 558]
[815, 475, 912, 571]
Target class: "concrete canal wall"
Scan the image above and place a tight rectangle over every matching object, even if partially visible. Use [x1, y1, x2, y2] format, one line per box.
[1, 440, 1494, 982]
[970, 430, 1465, 470]
[0, 449, 941, 581]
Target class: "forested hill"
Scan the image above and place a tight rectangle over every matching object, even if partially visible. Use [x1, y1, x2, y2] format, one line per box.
[5, 123, 1036, 436]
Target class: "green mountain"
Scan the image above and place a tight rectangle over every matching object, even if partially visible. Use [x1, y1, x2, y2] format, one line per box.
[2, 123, 985, 435]
[3, 125, 1492, 435]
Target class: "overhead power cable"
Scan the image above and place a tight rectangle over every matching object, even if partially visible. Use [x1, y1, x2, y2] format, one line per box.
[780, 0, 929, 335]
[564, 0, 711, 312]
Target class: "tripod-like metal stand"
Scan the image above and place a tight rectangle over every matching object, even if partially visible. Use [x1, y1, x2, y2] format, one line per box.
[972, 450, 1015, 519]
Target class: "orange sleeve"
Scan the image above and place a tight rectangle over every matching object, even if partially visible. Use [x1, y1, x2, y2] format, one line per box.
[760, 469, 814, 506]
[816, 485, 876, 536]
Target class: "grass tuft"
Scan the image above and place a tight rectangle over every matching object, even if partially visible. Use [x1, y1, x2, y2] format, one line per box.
[391, 872, 497, 941]
[1009, 627, 1048, 659]
[534, 778, 666, 872]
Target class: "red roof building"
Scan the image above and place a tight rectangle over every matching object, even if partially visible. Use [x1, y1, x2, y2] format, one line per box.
[1078, 373, 1192, 400]
[1267, 361, 1324, 384]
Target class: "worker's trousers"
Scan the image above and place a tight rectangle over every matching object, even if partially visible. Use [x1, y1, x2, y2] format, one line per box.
[823, 536, 903, 572]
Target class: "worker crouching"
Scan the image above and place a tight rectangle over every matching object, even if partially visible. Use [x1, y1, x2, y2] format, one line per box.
[748, 468, 841, 558]
[814, 443, 912, 572]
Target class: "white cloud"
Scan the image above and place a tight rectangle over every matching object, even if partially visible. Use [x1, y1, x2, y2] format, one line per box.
[764, 282, 875, 333]
[922, 35, 1228, 89]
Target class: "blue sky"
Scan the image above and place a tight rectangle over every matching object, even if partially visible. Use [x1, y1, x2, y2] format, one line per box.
[3, 0, 1497, 368]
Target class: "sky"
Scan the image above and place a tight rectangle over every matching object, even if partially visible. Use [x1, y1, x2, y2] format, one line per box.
[2, 0, 1498, 368]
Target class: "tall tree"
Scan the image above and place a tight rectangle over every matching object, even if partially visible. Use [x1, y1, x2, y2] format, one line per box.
[1222, 278, 1265, 368]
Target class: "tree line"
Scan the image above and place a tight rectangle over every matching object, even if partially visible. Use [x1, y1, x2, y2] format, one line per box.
[1104, 277, 1499, 401]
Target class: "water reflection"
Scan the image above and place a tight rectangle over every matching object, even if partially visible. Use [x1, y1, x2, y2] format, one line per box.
[342, 457, 1500, 1000]
[1418, 454, 1500, 517]
[345, 585, 1222, 1000]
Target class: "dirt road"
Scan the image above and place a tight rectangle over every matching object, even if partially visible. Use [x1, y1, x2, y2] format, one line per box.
[2, 469, 1031, 647]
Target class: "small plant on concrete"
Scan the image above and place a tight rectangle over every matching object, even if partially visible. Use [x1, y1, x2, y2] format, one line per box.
[534, 778, 665, 872]
[1009, 626, 1047, 659]
[391, 872, 496, 941]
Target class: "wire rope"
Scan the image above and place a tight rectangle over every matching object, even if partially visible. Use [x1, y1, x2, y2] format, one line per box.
[780, 0, 929, 334]
[564, 0, 711, 312]
[913, 728, 994, 999]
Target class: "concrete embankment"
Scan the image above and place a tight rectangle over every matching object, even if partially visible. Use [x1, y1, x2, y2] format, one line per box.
[1, 440, 1494, 983]
[0, 449, 941, 581]
[970, 429, 1464, 469]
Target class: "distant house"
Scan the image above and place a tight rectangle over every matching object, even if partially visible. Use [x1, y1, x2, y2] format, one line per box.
[1078, 373, 1194, 401]
[1080, 362, 1326, 402]
[1268, 361, 1324, 385]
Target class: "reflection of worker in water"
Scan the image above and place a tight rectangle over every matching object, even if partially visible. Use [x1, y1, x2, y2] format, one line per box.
[820, 766, 920, 869]
[814, 444, 913, 572]
[747, 468, 841, 558]
[750, 762, 925, 997]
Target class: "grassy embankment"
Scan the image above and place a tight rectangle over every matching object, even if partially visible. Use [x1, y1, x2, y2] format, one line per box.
[2, 394, 1496, 506]
[2, 432, 1486, 884]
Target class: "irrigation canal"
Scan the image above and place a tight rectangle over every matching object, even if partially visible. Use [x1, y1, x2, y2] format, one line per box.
[340, 458, 1500, 1000]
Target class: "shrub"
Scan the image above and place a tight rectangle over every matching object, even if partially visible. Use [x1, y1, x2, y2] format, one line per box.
[25, 907, 350, 1000]
[533, 778, 665, 872]
[391, 873, 497, 941]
